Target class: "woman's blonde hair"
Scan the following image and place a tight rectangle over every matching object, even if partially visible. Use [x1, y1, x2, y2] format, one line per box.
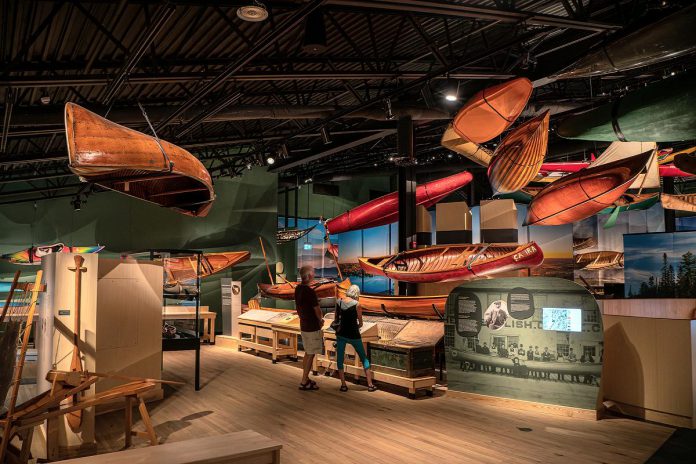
[346, 284, 360, 300]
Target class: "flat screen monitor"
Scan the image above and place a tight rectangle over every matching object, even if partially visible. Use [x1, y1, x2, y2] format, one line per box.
[542, 307, 582, 332]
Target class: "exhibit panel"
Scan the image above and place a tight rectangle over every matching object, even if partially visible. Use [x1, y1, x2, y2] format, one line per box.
[446, 277, 603, 411]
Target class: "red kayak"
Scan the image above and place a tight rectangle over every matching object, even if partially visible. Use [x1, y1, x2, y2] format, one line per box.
[540, 161, 691, 177]
[325, 171, 473, 235]
[452, 77, 533, 144]
[526, 150, 653, 226]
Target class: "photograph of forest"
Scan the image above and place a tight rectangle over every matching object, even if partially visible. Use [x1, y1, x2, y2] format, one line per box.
[624, 232, 696, 298]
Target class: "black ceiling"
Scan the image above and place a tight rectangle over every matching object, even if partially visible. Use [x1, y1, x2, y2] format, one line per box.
[1, 0, 695, 205]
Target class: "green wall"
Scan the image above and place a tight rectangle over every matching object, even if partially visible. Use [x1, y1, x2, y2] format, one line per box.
[0, 167, 278, 331]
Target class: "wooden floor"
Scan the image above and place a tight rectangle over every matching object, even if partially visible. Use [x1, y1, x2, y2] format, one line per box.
[87, 346, 672, 464]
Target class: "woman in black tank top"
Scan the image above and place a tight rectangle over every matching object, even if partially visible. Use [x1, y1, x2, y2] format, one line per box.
[335, 285, 376, 392]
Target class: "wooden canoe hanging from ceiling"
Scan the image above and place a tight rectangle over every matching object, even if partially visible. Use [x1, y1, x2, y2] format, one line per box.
[64, 103, 215, 217]
[661, 193, 696, 212]
[324, 171, 473, 235]
[487, 111, 550, 194]
[525, 147, 653, 226]
[163, 251, 250, 285]
[358, 242, 543, 283]
[452, 77, 533, 144]
[552, 4, 696, 79]
[440, 124, 493, 166]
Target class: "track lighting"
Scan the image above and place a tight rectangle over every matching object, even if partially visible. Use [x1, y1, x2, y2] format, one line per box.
[237, 1, 268, 22]
[71, 194, 82, 212]
[320, 126, 331, 144]
[383, 98, 394, 120]
[302, 9, 327, 54]
[444, 78, 459, 102]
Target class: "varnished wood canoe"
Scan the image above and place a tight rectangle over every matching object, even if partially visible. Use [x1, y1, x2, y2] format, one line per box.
[65, 103, 215, 217]
[258, 279, 337, 300]
[661, 193, 696, 212]
[325, 171, 473, 235]
[525, 150, 653, 226]
[488, 111, 549, 194]
[575, 251, 624, 270]
[440, 124, 493, 166]
[452, 77, 533, 144]
[553, 4, 696, 79]
[557, 73, 696, 142]
[163, 251, 250, 284]
[541, 161, 693, 178]
[337, 279, 445, 320]
[573, 237, 596, 251]
[359, 242, 543, 283]
[1, 243, 104, 265]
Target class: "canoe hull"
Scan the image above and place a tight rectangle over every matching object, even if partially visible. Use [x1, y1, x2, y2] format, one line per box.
[1, 243, 105, 265]
[488, 111, 550, 194]
[337, 279, 445, 319]
[440, 124, 493, 166]
[359, 242, 543, 283]
[526, 150, 653, 226]
[325, 171, 473, 235]
[661, 193, 696, 212]
[452, 78, 533, 143]
[65, 103, 215, 217]
[164, 251, 250, 284]
[258, 280, 336, 300]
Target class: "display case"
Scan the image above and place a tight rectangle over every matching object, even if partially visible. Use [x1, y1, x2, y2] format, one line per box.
[237, 309, 299, 362]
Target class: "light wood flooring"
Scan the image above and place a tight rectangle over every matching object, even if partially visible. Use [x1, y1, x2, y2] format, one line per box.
[86, 346, 672, 464]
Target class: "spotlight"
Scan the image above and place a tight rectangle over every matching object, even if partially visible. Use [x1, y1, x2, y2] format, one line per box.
[320, 126, 331, 144]
[671, 71, 676, 76]
[237, 1, 268, 22]
[305, 177, 313, 183]
[40, 94, 51, 105]
[266, 156, 275, 165]
[383, 98, 394, 120]
[246, 163, 252, 170]
[447, 153, 453, 159]
[443, 78, 459, 102]
[388, 156, 394, 162]
[302, 9, 327, 54]
[71, 195, 82, 212]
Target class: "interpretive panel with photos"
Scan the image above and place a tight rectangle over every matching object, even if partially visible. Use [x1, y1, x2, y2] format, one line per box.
[445, 277, 603, 410]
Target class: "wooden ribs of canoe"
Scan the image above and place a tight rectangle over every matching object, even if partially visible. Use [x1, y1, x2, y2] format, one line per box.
[65, 103, 215, 217]
[164, 251, 250, 284]
[661, 193, 696, 212]
[488, 111, 550, 194]
[258, 279, 336, 300]
[452, 77, 533, 144]
[325, 171, 473, 235]
[277, 225, 316, 244]
[358, 242, 543, 283]
[337, 279, 445, 320]
[573, 237, 596, 251]
[575, 251, 624, 270]
[525, 150, 653, 226]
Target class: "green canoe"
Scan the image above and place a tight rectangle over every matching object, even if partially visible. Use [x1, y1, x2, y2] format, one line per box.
[557, 73, 696, 142]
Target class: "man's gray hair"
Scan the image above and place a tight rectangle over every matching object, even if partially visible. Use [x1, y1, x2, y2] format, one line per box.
[299, 265, 314, 281]
[346, 284, 360, 300]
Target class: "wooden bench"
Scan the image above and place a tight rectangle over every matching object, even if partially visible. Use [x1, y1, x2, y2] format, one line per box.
[58, 430, 282, 463]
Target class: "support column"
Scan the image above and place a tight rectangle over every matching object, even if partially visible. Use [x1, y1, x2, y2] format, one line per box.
[663, 177, 676, 232]
[397, 116, 417, 295]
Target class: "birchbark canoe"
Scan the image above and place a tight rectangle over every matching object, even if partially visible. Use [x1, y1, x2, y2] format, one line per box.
[525, 150, 653, 226]
[487, 111, 549, 194]
[277, 225, 316, 244]
[65, 103, 215, 217]
[556, 73, 696, 142]
[163, 251, 250, 284]
[1, 243, 104, 265]
[258, 279, 337, 300]
[452, 77, 533, 143]
[359, 242, 543, 283]
[337, 278, 446, 320]
[553, 4, 696, 79]
[325, 171, 473, 235]
[440, 124, 493, 166]
[661, 193, 696, 212]
[575, 251, 624, 270]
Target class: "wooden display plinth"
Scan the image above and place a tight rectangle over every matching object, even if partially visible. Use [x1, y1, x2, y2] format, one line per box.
[601, 299, 696, 428]
[237, 310, 298, 363]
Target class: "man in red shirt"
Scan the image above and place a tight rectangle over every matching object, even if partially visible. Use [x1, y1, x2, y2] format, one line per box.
[295, 265, 324, 390]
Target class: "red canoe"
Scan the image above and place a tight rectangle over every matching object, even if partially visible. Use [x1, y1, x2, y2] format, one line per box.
[526, 150, 653, 226]
[452, 77, 533, 144]
[540, 161, 692, 178]
[325, 171, 473, 235]
[487, 111, 549, 194]
[358, 242, 543, 283]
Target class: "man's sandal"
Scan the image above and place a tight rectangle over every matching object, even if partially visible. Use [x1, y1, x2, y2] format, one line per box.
[299, 380, 319, 390]
[339, 385, 348, 392]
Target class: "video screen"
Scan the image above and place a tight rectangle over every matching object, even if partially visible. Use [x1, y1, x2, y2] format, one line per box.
[542, 308, 582, 332]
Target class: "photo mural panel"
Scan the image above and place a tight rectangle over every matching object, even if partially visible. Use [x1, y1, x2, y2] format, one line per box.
[624, 231, 696, 298]
[446, 277, 603, 410]
[573, 203, 664, 295]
